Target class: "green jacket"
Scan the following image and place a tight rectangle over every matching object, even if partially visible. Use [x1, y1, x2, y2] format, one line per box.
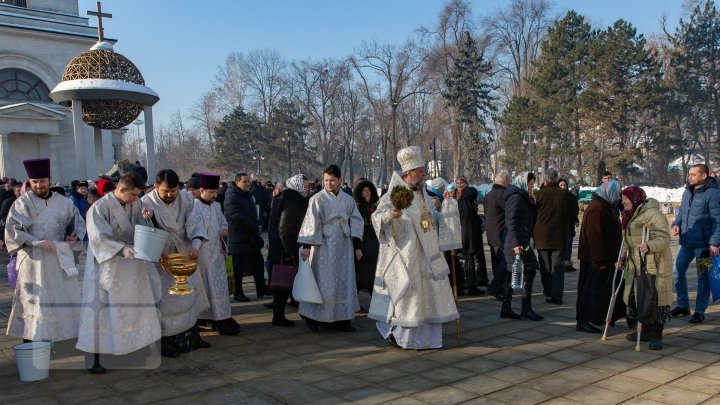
[622, 198, 674, 307]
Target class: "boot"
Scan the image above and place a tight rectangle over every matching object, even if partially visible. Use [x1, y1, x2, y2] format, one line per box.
[161, 336, 179, 358]
[215, 318, 241, 335]
[190, 324, 211, 349]
[500, 282, 521, 319]
[272, 300, 295, 327]
[520, 280, 543, 321]
[87, 353, 106, 374]
[625, 329, 651, 342]
[648, 322, 664, 350]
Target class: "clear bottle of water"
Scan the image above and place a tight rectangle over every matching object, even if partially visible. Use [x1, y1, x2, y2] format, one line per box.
[511, 254, 524, 292]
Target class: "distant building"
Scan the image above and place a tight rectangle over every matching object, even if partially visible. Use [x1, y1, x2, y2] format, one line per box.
[0, 0, 126, 182]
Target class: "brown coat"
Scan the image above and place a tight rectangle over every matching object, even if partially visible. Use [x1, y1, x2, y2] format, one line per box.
[578, 194, 622, 267]
[534, 184, 578, 250]
[621, 198, 674, 307]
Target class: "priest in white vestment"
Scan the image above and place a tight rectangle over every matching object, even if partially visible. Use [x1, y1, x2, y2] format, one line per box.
[5, 158, 85, 343]
[141, 169, 209, 357]
[76, 172, 161, 374]
[298, 164, 363, 332]
[194, 173, 240, 335]
[368, 146, 459, 349]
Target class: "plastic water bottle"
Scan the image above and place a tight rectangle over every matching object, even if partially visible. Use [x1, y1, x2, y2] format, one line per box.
[511, 254, 524, 292]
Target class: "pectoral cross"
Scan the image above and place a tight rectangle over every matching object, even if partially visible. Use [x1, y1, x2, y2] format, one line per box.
[87, 1, 112, 42]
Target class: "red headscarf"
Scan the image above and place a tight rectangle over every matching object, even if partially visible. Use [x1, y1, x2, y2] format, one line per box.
[620, 185, 646, 230]
[95, 178, 116, 197]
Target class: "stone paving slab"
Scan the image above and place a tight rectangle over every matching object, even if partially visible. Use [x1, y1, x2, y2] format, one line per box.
[0, 236, 719, 404]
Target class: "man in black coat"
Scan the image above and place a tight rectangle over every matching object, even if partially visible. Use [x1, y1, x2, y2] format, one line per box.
[224, 173, 269, 302]
[502, 180, 543, 321]
[533, 168, 578, 305]
[483, 172, 509, 299]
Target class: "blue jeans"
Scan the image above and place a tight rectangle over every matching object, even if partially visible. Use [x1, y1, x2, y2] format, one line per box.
[674, 246, 710, 313]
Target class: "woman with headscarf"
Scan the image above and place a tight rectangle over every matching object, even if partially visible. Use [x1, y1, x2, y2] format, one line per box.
[500, 172, 543, 320]
[353, 180, 380, 295]
[619, 186, 673, 350]
[456, 179, 488, 295]
[267, 174, 310, 326]
[576, 180, 626, 333]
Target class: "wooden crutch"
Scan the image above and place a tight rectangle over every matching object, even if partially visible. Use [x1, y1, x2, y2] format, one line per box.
[602, 238, 625, 341]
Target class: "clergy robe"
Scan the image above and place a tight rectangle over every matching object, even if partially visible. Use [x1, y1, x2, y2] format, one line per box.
[368, 171, 459, 349]
[76, 193, 161, 355]
[5, 191, 86, 341]
[297, 188, 363, 322]
[141, 190, 209, 336]
[194, 198, 232, 320]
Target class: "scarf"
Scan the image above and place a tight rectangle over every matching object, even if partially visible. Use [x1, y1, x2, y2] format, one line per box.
[596, 179, 620, 205]
[620, 185, 646, 230]
[513, 172, 530, 191]
[286, 174, 304, 194]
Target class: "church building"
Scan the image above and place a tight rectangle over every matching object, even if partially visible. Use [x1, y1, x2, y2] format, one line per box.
[0, 0, 126, 183]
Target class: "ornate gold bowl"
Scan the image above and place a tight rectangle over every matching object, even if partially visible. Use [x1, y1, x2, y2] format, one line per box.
[159, 253, 197, 295]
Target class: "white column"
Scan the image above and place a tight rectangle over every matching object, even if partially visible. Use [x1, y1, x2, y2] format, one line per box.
[94, 127, 103, 177]
[72, 99, 87, 179]
[0, 133, 9, 178]
[143, 106, 156, 181]
[101, 129, 114, 171]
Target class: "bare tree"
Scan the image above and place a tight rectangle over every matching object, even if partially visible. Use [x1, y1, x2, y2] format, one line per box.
[245, 48, 290, 123]
[351, 39, 430, 179]
[190, 90, 221, 153]
[483, 0, 554, 98]
[212, 51, 247, 115]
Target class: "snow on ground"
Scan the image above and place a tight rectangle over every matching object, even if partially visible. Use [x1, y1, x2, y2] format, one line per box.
[580, 186, 686, 202]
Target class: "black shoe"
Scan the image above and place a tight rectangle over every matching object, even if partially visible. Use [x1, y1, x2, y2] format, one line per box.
[263, 302, 275, 309]
[521, 309, 544, 321]
[670, 307, 690, 317]
[625, 331, 651, 342]
[467, 287, 484, 296]
[690, 312, 705, 323]
[500, 309, 522, 319]
[234, 294, 250, 302]
[565, 266, 577, 273]
[272, 316, 295, 327]
[388, 335, 402, 349]
[546, 297, 563, 305]
[215, 318, 241, 335]
[303, 317, 320, 332]
[576, 322, 602, 333]
[161, 337, 180, 358]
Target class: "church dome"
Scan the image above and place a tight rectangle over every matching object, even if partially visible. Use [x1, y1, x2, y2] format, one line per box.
[51, 41, 158, 130]
[62, 46, 145, 85]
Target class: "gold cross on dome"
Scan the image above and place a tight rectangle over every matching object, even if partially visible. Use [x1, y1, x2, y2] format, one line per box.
[87, 1, 112, 42]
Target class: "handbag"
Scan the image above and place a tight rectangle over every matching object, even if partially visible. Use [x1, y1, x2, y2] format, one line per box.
[635, 249, 658, 325]
[709, 255, 720, 303]
[269, 256, 298, 291]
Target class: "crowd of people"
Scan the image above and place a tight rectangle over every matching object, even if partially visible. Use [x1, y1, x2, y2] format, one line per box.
[2, 150, 718, 374]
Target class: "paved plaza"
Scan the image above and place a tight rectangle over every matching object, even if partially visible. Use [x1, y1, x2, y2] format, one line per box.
[0, 236, 719, 405]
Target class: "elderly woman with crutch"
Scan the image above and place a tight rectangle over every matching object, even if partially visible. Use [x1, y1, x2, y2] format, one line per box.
[619, 186, 674, 350]
[576, 180, 627, 333]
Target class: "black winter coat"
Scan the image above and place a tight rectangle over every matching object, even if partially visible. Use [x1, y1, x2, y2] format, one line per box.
[224, 182, 262, 255]
[483, 184, 506, 247]
[503, 184, 536, 251]
[533, 184, 578, 250]
[458, 187, 484, 254]
[267, 188, 309, 265]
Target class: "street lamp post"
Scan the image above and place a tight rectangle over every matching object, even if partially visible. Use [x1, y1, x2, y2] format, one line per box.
[132, 119, 143, 164]
[523, 130, 535, 173]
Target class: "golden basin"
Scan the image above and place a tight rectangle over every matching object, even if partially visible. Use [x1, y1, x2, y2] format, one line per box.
[160, 253, 197, 295]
